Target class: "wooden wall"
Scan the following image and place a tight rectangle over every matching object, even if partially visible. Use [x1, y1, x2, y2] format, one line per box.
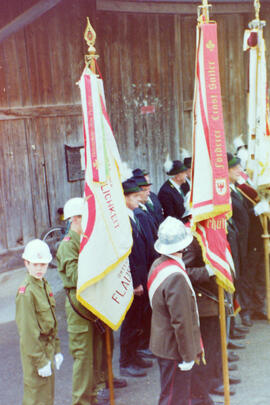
[0, 0, 270, 266]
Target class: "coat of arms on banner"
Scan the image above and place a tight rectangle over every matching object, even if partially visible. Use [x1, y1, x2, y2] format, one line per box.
[215, 178, 227, 196]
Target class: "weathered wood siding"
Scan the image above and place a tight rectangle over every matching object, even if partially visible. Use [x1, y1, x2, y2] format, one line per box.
[0, 0, 270, 264]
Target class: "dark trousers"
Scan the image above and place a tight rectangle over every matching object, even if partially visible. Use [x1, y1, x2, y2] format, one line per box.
[138, 293, 152, 350]
[191, 316, 222, 403]
[157, 357, 192, 405]
[119, 296, 143, 367]
[246, 249, 265, 313]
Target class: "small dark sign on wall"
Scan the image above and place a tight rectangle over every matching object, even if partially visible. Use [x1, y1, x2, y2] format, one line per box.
[64, 144, 85, 182]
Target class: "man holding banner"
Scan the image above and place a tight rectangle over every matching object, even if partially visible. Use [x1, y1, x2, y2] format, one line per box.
[57, 197, 111, 405]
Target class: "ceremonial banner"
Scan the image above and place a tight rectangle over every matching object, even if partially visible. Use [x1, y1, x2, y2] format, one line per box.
[244, 24, 270, 190]
[77, 67, 133, 330]
[191, 22, 234, 293]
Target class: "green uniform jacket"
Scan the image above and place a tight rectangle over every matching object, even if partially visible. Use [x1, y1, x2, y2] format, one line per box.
[56, 229, 95, 325]
[15, 274, 60, 386]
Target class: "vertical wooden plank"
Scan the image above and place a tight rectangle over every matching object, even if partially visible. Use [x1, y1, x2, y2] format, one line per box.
[24, 118, 51, 236]
[63, 0, 87, 103]
[23, 11, 41, 105]
[1, 0, 23, 107]
[215, 14, 230, 150]
[147, 14, 163, 190]
[117, 13, 135, 164]
[0, 119, 35, 248]
[0, 0, 11, 108]
[173, 15, 185, 153]
[0, 122, 8, 250]
[46, 0, 74, 105]
[11, 0, 32, 107]
[133, 13, 151, 168]
[181, 16, 196, 152]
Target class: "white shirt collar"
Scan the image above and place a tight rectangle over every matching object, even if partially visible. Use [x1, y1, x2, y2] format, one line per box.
[169, 179, 183, 195]
[127, 208, 135, 221]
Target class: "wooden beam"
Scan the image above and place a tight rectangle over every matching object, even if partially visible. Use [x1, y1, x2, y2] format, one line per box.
[0, 0, 63, 44]
[0, 104, 82, 120]
[96, 0, 252, 14]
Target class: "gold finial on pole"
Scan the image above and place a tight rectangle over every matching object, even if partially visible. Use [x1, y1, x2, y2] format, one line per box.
[249, 0, 265, 29]
[84, 17, 99, 72]
[197, 0, 212, 24]
[254, 0, 260, 21]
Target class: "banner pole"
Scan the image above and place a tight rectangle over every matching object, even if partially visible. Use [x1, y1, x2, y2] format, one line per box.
[261, 214, 270, 320]
[218, 285, 230, 405]
[83, 18, 115, 404]
[105, 326, 115, 405]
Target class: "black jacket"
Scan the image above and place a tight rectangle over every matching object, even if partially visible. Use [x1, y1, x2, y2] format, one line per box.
[158, 180, 185, 220]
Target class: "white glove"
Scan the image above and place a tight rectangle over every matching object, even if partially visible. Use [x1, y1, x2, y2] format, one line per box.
[254, 200, 269, 216]
[205, 264, 215, 276]
[38, 361, 52, 377]
[178, 360, 194, 371]
[54, 353, 64, 370]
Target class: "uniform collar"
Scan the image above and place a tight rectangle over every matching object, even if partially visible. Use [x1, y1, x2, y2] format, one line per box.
[26, 273, 45, 287]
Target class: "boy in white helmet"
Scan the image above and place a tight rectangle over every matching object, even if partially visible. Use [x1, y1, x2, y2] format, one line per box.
[16, 239, 63, 405]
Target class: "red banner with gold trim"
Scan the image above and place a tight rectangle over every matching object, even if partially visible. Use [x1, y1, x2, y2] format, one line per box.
[191, 22, 234, 293]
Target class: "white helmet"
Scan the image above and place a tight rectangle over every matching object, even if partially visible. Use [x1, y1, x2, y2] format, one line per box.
[22, 239, 52, 263]
[63, 197, 84, 220]
[154, 216, 193, 255]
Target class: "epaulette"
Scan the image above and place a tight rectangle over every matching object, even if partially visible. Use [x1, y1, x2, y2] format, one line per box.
[18, 286, 26, 294]
[63, 236, 71, 242]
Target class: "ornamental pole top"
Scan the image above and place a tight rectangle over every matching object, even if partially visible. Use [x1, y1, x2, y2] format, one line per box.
[84, 17, 99, 71]
[197, 0, 212, 24]
[248, 0, 266, 29]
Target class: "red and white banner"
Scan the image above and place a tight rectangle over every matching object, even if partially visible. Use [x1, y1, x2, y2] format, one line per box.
[244, 25, 270, 191]
[77, 67, 133, 330]
[191, 22, 234, 293]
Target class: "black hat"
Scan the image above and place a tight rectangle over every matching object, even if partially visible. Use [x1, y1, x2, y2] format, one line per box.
[132, 170, 152, 186]
[132, 168, 144, 177]
[122, 178, 141, 195]
[183, 157, 192, 169]
[165, 160, 187, 176]
[227, 153, 241, 168]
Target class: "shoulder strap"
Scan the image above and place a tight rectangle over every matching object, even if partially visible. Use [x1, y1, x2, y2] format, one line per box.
[65, 288, 105, 334]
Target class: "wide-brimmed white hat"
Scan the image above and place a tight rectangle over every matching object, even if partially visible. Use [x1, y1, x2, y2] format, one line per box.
[154, 216, 193, 255]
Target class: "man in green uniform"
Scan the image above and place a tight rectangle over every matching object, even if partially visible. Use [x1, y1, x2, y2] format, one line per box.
[16, 239, 63, 405]
[57, 197, 110, 405]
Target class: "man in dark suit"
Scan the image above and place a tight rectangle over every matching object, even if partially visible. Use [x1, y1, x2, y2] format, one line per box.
[158, 159, 187, 221]
[133, 168, 164, 228]
[119, 178, 153, 378]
